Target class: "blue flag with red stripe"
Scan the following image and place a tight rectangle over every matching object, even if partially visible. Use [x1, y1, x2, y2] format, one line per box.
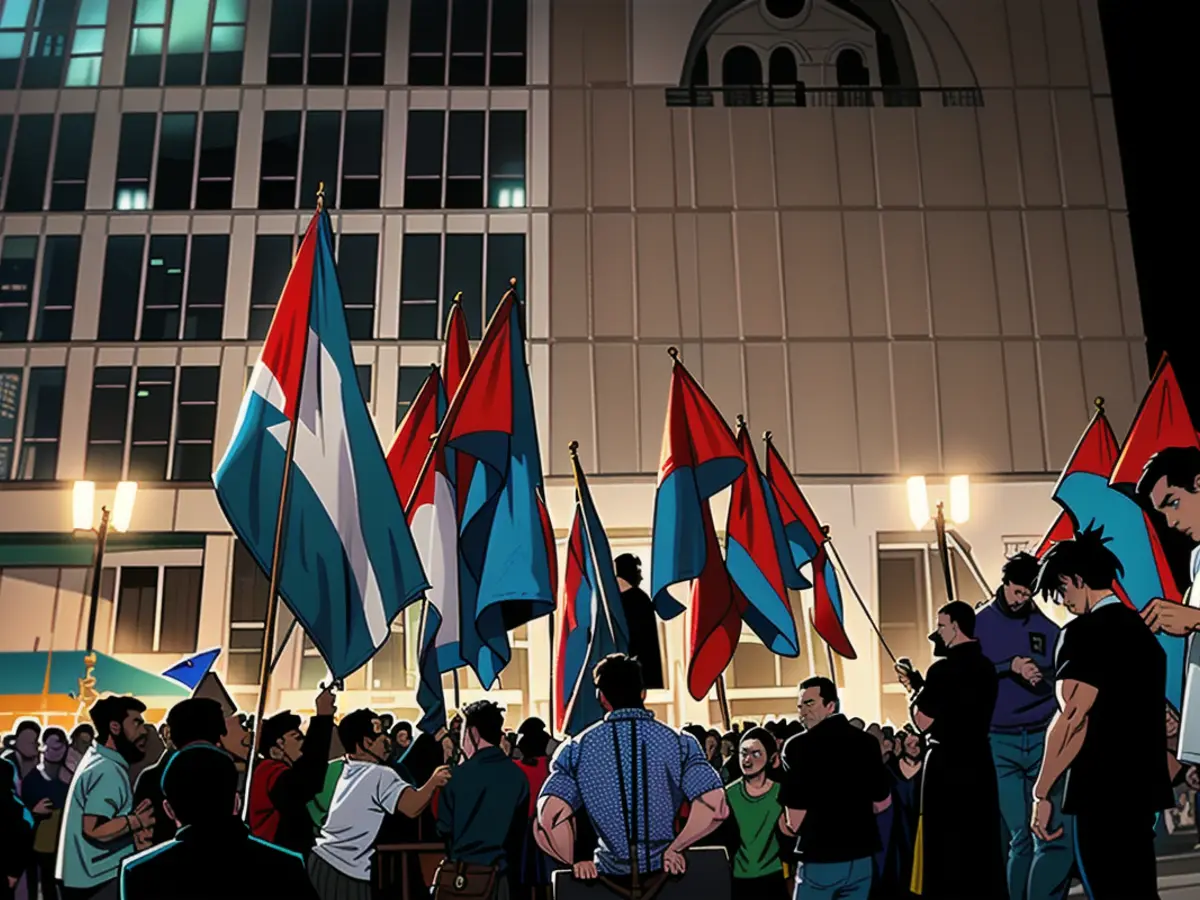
[555, 447, 630, 735]
[438, 285, 557, 689]
[213, 210, 428, 680]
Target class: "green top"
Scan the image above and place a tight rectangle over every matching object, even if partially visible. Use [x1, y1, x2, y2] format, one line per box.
[725, 778, 783, 880]
[307, 758, 346, 829]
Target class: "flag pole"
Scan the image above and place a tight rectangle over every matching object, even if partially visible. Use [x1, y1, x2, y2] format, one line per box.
[241, 183, 323, 819]
[821, 523, 898, 664]
[403, 278, 521, 520]
[934, 502, 955, 603]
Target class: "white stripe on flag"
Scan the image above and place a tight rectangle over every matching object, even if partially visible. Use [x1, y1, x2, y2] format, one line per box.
[413, 470, 460, 651]
[266, 330, 390, 648]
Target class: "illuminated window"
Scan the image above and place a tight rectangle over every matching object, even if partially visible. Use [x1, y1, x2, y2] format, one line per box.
[404, 110, 525, 211]
[0, 0, 109, 89]
[126, 0, 247, 86]
[112, 111, 238, 211]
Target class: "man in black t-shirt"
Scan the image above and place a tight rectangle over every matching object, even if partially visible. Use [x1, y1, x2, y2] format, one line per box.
[1032, 528, 1173, 900]
[779, 677, 891, 900]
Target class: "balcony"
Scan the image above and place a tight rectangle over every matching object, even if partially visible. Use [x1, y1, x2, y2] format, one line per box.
[664, 85, 985, 109]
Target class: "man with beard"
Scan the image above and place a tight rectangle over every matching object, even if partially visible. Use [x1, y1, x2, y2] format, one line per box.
[57, 696, 155, 900]
[614, 554, 665, 689]
[975, 552, 1073, 900]
[899, 601, 1005, 900]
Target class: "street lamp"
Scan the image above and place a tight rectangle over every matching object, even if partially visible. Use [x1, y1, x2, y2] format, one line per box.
[905, 475, 971, 601]
[73, 480, 138, 709]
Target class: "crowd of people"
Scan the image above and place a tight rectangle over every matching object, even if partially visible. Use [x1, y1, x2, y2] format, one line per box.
[9, 447, 1200, 899]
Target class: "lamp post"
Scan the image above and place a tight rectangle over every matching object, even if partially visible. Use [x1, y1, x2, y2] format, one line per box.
[906, 475, 971, 602]
[73, 481, 138, 710]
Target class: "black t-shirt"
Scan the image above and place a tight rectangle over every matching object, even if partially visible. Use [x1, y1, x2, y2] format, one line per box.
[1055, 601, 1174, 815]
[779, 714, 891, 863]
[913, 641, 997, 747]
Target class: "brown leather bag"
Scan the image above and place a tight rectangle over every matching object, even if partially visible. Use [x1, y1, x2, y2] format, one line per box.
[432, 859, 500, 899]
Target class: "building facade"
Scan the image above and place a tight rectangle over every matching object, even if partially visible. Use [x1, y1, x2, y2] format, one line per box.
[0, 0, 1144, 730]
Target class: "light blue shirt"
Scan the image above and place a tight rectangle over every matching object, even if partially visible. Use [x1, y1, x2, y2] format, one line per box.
[1090, 595, 1121, 613]
[56, 743, 136, 888]
[540, 708, 722, 875]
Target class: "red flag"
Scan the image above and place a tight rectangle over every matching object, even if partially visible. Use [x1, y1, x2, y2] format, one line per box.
[1109, 355, 1200, 486]
[443, 297, 476, 519]
[687, 499, 744, 701]
[1035, 401, 1119, 558]
[385, 366, 442, 511]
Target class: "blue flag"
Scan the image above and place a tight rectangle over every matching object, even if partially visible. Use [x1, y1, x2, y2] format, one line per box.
[161, 649, 221, 691]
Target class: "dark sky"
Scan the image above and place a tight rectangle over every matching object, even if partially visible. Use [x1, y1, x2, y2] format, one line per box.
[1100, 1, 1197, 421]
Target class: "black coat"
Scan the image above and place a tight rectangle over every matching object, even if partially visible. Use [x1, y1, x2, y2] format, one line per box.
[620, 586, 665, 689]
[120, 817, 319, 900]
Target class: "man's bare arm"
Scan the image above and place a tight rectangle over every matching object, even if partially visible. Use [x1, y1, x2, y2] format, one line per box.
[535, 795, 577, 866]
[1034, 678, 1098, 800]
[667, 788, 729, 854]
[779, 807, 806, 837]
[81, 813, 138, 843]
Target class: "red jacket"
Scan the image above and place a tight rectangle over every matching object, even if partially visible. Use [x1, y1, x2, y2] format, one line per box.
[248, 758, 289, 843]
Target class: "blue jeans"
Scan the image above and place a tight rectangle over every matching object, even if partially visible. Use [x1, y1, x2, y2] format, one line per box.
[793, 857, 872, 900]
[990, 730, 1074, 900]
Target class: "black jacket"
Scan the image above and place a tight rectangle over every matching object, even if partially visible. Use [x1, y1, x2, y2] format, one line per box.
[120, 817, 319, 900]
[133, 750, 178, 847]
[0, 757, 32, 900]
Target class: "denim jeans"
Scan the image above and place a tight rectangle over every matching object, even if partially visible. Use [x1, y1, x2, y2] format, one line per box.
[793, 857, 873, 900]
[990, 730, 1074, 900]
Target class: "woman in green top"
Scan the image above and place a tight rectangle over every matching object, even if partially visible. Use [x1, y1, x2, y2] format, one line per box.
[721, 727, 789, 898]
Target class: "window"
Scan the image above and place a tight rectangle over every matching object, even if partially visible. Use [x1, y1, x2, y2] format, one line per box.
[0, 369, 19, 479]
[400, 232, 525, 339]
[85, 366, 218, 482]
[97, 236, 144, 341]
[0, 116, 11, 200]
[248, 234, 296, 340]
[0, 0, 109, 90]
[4, 114, 52, 212]
[338, 233, 378, 339]
[258, 109, 383, 210]
[228, 541, 271, 685]
[300, 621, 407, 690]
[354, 365, 372, 405]
[36, 236, 80, 341]
[404, 110, 525, 210]
[408, 0, 527, 87]
[16, 367, 65, 480]
[126, 0, 246, 87]
[113, 112, 239, 211]
[172, 367, 219, 481]
[0, 113, 94, 212]
[396, 366, 428, 423]
[0, 236, 36, 343]
[112, 565, 202, 653]
[267, 0, 387, 86]
[137, 235, 230, 341]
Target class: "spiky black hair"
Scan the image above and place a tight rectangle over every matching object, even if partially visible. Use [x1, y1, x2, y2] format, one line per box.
[1033, 525, 1123, 601]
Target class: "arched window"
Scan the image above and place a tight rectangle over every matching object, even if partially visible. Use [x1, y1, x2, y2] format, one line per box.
[765, 0, 807, 20]
[691, 47, 709, 87]
[768, 47, 797, 85]
[836, 48, 870, 87]
[722, 46, 762, 87]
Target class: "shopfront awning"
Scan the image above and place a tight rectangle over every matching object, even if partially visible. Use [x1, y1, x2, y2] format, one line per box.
[0, 651, 191, 699]
[0, 533, 207, 567]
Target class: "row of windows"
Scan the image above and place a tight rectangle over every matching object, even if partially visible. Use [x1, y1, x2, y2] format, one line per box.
[0, 109, 527, 213]
[0, 227, 526, 345]
[0, 0, 528, 90]
[0, 359, 445, 483]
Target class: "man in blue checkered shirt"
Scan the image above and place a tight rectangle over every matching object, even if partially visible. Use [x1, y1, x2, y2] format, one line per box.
[535, 654, 729, 884]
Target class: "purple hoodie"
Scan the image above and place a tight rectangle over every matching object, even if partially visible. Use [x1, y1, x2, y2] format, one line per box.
[975, 591, 1060, 732]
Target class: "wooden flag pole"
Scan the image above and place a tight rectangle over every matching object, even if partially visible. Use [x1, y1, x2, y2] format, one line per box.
[241, 184, 323, 819]
[715, 674, 732, 732]
[934, 502, 955, 603]
[821, 523, 898, 665]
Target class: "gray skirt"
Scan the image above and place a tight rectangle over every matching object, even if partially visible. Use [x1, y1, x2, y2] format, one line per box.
[307, 852, 374, 900]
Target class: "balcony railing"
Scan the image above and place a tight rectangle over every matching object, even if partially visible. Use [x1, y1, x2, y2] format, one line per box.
[664, 85, 985, 109]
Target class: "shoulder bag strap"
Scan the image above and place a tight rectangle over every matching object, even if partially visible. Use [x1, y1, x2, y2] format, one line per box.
[611, 723, 639, 892]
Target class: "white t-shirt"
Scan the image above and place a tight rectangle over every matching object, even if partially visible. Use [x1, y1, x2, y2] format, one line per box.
[1177, 547, 1200, 764]
[312, 760, 410, 881]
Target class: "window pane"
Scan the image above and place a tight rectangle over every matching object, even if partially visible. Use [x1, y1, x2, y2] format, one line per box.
[23, 0, 74, 88]
[18, 366, 64, 481]
[487, 111, 525, 208]
[0, 236, 36, 343]
[486, 233, 524, 324]
[86, 367, 131, 480]
[139, 235, 186, 341]
[0, 369, 21, 480]
[446, 111, 483, 208]
[231, 540, 270, 622]
[396, 365, 429, 423]
[128, 366, 174, 481]
[114, 567, 158, 653]
[5, 115, 53, 212]
[160, 567, 202, 652]
[258, 110, 301, 209]
[114, 113, 156, 210]
[207, 24, 245, 84]
[340, 110, 381, 209]
[50, 114, 94, 211]
[155, 112, 197, 210]
[266, 0, 304, 85]
[338, 234, 377, 340]
[400, 234, 441, 339]
[407, 0, 447, 85]
[370, 630, 405, 689]
[195, 111, 237, 209]
[354, 364, 372, 404]
[404, 110, 444, 209]
[98, 236, 144, 341]
[489, 0, 526, 86]
[164, 0, 207, 84]
[443, 234, 482, 337]
[248, 235, 294, 340]
[35, 236, 79, 341]
[307, 0, 347, 85]
[126, 0, 163, 86]
[448, 0, 485, 85]
[0, 117, 12, 198]
[347, 0, 384, 84]
[184, 235, 228, 340]
[300, 110, 341, 208]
